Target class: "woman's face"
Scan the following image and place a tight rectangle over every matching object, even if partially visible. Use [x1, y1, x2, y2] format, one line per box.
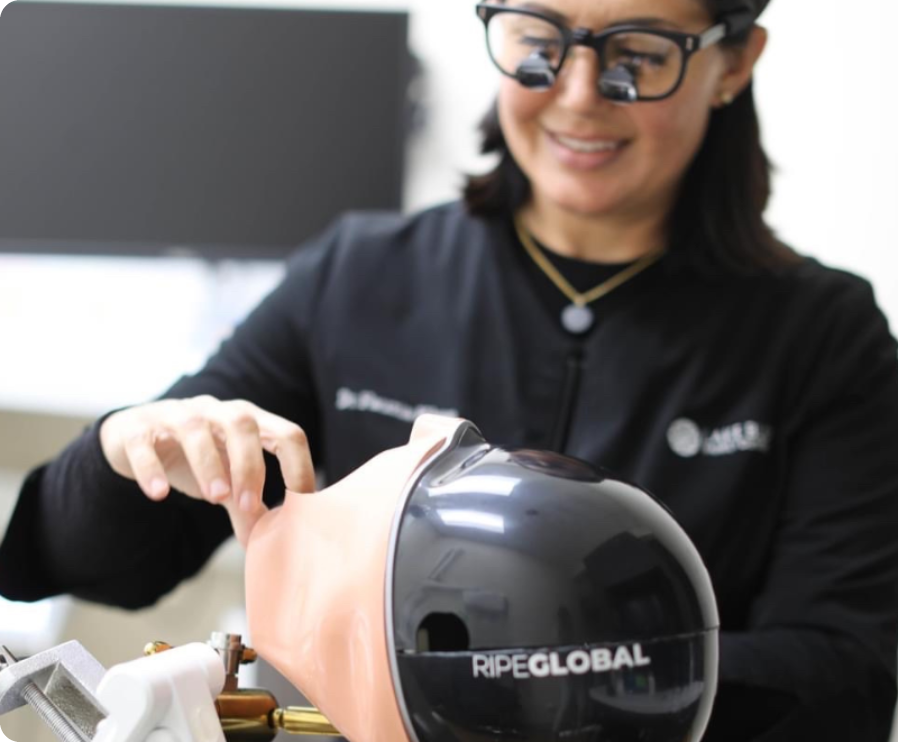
[496, 0, 744, 222]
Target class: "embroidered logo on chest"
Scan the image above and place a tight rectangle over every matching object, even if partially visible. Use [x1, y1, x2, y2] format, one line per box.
[336, 387, 458, 423]
[667, 418, 772, 458]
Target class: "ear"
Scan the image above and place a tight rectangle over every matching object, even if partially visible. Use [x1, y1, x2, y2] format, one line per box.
[717, 25, 768, 103]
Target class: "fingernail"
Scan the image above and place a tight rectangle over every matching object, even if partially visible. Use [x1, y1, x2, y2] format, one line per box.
[150, 478, 168, 499]
[240, 492, 256, 512]
[210, 479, 230, 501]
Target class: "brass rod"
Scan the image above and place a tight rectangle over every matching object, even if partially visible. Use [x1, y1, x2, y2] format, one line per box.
[271, 707, 341, 737]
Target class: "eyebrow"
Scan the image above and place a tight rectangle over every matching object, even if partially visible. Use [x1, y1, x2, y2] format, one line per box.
[511, 4, 684, 31]
[610, 17, 684, 30]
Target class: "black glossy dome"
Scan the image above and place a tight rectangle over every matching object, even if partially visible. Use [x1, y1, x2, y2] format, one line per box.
[387, 422, 719, 742]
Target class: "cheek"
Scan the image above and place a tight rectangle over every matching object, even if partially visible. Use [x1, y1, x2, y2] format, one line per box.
[639, 102, 707, 148]
[632, 91, 712, 175]
[497, 78, 550, 155]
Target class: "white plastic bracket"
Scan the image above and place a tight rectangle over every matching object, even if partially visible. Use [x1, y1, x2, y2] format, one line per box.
[92, 643, 226, 742]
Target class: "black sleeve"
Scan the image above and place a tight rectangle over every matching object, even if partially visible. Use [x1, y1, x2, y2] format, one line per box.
[0, 226, 337, 608]
[0, 420, 233, 608]
[708, 276, 898, 741]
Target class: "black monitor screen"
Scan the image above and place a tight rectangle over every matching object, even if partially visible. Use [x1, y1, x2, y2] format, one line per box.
[0, 1, 410, 258]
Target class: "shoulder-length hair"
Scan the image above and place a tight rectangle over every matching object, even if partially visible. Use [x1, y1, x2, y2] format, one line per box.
[463, 36, 800, 274]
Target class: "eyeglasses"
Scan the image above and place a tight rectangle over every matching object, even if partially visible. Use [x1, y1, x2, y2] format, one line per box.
[476, 3, 730, 103]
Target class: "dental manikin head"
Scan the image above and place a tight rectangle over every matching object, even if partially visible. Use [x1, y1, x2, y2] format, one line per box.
[245, 415, 719, 742]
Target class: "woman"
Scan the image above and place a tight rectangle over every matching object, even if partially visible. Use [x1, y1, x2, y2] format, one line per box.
[2, 0, 897, 739]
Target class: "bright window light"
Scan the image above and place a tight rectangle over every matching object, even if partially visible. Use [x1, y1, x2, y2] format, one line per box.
[434, 475, 518, 497]
[437, 509, 505, 533]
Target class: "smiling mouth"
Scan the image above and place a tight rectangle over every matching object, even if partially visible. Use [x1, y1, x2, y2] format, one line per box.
[551, 132, 626, 153]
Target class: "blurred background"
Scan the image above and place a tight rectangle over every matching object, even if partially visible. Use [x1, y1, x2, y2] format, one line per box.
[0, 0, 896, 739]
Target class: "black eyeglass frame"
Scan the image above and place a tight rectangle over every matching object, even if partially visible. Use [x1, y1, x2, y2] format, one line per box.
[475, 3, 732, 102]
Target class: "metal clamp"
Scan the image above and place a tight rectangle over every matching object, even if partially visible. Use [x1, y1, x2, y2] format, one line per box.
[0, 642, 107, 741]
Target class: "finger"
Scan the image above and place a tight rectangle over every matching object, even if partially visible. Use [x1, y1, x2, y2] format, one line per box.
[224, 497, 268, 549]
[172, 413, 232, 503]
[122, 429, 171, 501]
[255, 410, 316, 493]
[216, 404, 266, 513]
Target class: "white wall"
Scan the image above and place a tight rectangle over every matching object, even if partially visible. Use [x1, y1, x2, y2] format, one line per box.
[757, 0, 898, 325]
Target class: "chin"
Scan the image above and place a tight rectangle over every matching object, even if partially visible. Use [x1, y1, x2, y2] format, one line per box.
[540, 183, 628, 218]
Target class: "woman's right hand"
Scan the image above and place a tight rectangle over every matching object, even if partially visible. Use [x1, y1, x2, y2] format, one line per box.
[99, 395, 315, 545]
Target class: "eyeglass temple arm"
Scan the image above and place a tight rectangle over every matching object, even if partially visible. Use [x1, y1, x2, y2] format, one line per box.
[698, 24, 728, 49]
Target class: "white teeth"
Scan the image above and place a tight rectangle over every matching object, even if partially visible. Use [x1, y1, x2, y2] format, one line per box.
[554, 134, 622, 153]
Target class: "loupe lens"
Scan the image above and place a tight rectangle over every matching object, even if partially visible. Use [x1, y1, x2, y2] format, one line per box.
[599, 64, 639, 102]
[515, 51, 556, 91]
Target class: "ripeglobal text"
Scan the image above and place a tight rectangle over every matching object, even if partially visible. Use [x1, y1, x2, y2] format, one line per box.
[472, 645, 652, 679]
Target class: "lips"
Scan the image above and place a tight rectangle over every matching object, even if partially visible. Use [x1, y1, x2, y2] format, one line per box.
[552, 132, 625, 153]
[546, 130, 629, 169]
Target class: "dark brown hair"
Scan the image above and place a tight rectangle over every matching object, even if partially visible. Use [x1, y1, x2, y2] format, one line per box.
[463, 23, 800, 274]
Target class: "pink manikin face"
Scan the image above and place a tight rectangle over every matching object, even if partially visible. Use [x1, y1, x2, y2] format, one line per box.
[243, 412, 721, 742]
[244, 415, 468, 742]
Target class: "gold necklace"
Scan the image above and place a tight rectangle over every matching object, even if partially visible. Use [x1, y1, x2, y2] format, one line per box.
[514, 215, 667, 334]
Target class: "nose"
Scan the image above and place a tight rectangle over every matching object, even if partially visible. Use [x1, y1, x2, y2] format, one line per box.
[555, 46, 606, 111]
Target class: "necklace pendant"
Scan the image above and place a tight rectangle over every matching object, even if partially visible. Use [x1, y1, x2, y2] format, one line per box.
[561, 303, 594, 334]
